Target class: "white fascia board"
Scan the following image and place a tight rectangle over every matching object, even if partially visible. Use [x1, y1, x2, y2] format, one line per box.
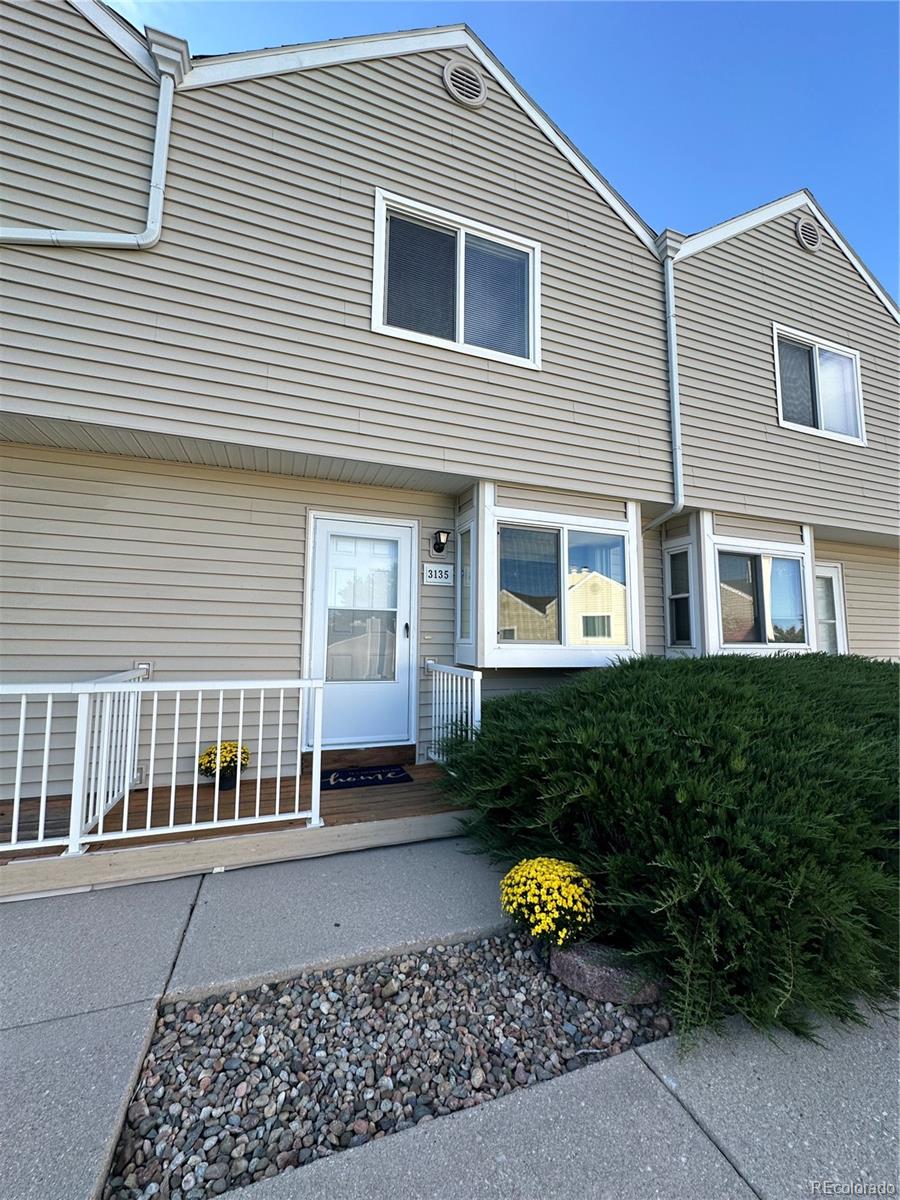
[178, 26, 660, 258]
[67, 0, 158, 79]
[675, 190, 899, 326]
[179, 27, 469, 90]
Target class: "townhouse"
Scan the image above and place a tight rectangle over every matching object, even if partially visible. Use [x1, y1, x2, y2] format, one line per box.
[0, 0, 896, 890]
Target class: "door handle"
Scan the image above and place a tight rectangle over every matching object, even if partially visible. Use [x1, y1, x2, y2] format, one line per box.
[404, 622, 410, 638]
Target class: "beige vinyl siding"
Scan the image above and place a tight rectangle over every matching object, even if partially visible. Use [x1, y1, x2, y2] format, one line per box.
[0, 0, 156, 232]
[1, 3, 672, 504]
[713, 513, 804, 543]
[663, 514, 691, 540]
[676, 212, 899, 537]
[815, 539, 899, 660]
[481, 669, 577, 701]
[0, 444, 456, 765]
[495, 485, 627, 522]
[642, 524, 665, 654]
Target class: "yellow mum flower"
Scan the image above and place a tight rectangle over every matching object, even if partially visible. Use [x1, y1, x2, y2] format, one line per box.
[500, 857, 594, 949]
[198, 741, 251, 778]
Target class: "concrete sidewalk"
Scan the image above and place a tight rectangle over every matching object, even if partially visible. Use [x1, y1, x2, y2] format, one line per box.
[233, 1009, 898, 1200]
[0, 840, 505, 1200]
[2, 840, 897, 1200]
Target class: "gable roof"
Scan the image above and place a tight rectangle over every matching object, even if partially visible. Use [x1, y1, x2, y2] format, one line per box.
[69, 1, 659, 257]
[674, 189, 899, 324]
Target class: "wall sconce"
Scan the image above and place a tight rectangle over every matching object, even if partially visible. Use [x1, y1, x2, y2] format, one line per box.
[432, 530, 452, 554]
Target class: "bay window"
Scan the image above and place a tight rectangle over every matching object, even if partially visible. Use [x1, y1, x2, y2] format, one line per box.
[701, 513, 815, 654]
[718, 552, 806, 645]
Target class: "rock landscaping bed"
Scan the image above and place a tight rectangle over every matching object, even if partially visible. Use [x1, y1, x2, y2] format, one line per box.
[104, 933, 672, 1200]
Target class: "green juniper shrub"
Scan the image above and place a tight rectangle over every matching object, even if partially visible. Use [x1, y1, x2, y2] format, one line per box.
[441, 654, 898, 1044]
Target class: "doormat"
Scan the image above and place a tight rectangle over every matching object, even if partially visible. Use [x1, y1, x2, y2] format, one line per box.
[320, 764, 414, 791]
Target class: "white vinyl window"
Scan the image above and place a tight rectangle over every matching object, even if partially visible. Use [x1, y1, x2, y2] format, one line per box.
[700, 514, 816, 656]
[487, 501, 642, 666]
[665, 548, 693, 648]
[773, 324, 865, 444]
[456, 524, 474, 644]
[373, 190, 541, 368]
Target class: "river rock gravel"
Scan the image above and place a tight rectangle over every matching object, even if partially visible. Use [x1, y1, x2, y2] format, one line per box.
[103, 933, 672, 1200]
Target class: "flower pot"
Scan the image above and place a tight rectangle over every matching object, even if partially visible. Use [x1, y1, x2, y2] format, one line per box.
[217, 770, 238, 791]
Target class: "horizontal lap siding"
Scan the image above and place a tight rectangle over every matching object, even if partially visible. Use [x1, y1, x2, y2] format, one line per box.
[1, 5, 671, 503]
[713, 514, 804, 543]
[676, 213, 899, 536]
[0, 445, 455, 771]
[495, 485, 627, 521]
[0, 1, 155, 231]
[814, 539, 899, 660]
[641, 525, 665, 655]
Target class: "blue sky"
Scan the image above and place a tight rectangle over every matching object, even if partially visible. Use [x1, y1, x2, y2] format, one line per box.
[110, 1, 898, 297]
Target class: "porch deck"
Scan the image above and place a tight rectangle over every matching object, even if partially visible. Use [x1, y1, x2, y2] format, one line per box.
[0, 762, 451, 864]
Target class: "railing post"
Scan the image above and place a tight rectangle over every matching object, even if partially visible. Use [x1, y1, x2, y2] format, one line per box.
[307, 683, 325, 828]
[66, 691, 91, 855]
[471, 670, 483, 734]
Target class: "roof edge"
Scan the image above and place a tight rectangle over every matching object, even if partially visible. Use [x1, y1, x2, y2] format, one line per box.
[176, 24, 659, 257]
[675, 190, 899, 324]
[69, 0, 158, 79]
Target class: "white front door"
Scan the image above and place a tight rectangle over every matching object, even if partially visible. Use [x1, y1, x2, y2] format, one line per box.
[308, 517, 416, 748]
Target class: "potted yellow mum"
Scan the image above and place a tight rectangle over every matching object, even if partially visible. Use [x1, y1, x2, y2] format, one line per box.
[197, 741, 250, 790]
[500, 856, 594, 961]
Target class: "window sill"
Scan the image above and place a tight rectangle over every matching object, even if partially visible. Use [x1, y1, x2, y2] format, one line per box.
[372, 320, 541, 371]
[718, 643, 813, 655]
[479, 645, 637, 669]
[777, 419, 866, 447]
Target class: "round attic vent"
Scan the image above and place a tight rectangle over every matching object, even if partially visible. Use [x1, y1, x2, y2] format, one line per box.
[443, 59, 487, 108]
[795, 215, 822, 253]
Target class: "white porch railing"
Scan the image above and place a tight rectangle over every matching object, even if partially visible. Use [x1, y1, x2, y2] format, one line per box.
[0, 672, 324, 855]
[426, 661, 482, 763]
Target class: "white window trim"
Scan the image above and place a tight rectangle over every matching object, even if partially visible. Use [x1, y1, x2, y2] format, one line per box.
[372, 189, 542, 370]
[699, 512, 817, 655]
[455, 519, 476, 649]
[663, 536, 701, 656]
[481, 497, 642, 667]
[814, 561, 849, 655]
[772, 323, 866, 447]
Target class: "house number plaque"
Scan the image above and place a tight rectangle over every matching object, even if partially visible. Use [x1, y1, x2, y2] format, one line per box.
[423, 562, 454, 585]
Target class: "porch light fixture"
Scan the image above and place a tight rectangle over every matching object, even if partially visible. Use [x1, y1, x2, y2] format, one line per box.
[432, 530, 452, 554]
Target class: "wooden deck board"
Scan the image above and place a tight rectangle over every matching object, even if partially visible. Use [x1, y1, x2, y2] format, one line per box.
[0, 763, 451, 863]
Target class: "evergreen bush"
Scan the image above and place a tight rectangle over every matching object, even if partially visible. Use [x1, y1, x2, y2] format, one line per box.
[442, 654, 898, 1042]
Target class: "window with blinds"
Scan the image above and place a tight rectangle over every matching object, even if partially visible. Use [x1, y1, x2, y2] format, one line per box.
[775, 328, 864, 442]
[378, 198, 537, 365]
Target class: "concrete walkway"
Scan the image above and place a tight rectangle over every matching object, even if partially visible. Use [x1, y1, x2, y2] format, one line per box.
[1, 839, 897, 1200]
[0, 839, 504, 1200]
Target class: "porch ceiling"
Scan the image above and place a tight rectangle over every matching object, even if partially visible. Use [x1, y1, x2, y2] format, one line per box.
[1, 413, 478, 495]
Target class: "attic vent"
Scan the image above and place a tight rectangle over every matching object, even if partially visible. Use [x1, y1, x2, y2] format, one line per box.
[795, 215, 822, 253]
[443, 59, 487, 108]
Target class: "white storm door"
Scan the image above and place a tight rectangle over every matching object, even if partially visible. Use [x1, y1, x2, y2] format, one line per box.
[814, 563, 848, 655]
[309, 518, 415, 748]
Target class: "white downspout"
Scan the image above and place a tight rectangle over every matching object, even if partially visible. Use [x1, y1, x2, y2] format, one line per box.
[646, 230, 686, 531]
[0, 28, 188, 251]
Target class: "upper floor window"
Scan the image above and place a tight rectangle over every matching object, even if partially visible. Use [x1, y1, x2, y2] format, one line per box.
[373, 190, 541, 368]
[773, 325, 865, 444]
